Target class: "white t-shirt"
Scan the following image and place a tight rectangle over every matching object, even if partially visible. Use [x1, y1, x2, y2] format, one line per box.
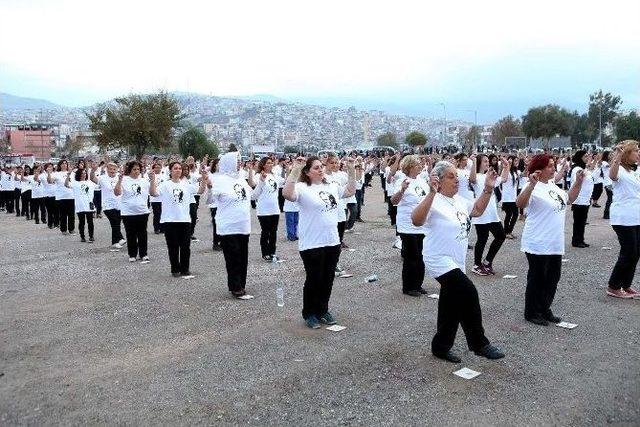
[283, 198, 299, 213]
[396, 177, 429, 234]
[325, 172, 347, 222]
[206, 172, 218, 208]
[456, 168, 475, 201]
[471, 174, 502, 224]
[422, 193, 474, 278]
[71, 180, 96, 212]
[610, 166, 640, 226]
[210, 174, 252, 235]
[157, 179, 195, 223]
[98, 174, 121, 211]
[501, 172, 519, 203]
[387, 171, 406, 206]
[592, 164, 604, 185]
[293, 182, 343, 251]
[54, 171, 74, 200]
[41, 173, 55, 197]
[520, 181, 568, 255]
[21, 175, 33, 193]
[31, 175, 44, 199]
[601, 161, 612, 187]
[119, 176, 150, 216]
[272, 164, 286, 188]
[570, 167, 594, 206]
[0, 172, 15, 191]
[253, 173, 282, 216]
[149, 173, 168, 203]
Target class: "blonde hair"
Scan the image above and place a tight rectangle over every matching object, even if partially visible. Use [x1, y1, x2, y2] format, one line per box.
[619, 140, 639, 170]
[400, 155, 421, 175]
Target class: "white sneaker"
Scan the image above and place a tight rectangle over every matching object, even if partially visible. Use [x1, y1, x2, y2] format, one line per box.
[140, 256, 150, 264]
[113, 243, 123, 249]
[118, 239, 126, 246]
[393, 237, 402, 250]
[345, 228, 354, 234]
[128, 257, 136, 262]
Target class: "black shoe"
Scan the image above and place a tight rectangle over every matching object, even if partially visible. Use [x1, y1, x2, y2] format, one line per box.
[403, 290, 422, 297]
[572, 243, 588, 248]
[154, 230, 162, 234]
[474, 344, 505, 360]
[525, 315, 549, 326]
[544, 313, 562, 323]
[80, 237, 86, 242]
[433, 351, 462, 363]
[172, 272, 181, 278]
[418, 287, 428, 294]
[212, 245, 222, 252]
[592, 203, 601, 208]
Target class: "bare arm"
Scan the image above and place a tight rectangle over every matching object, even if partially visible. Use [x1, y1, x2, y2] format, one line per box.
[89, 168, 99, 184]
[390, 179, 409, 205]
[148, 172, 158, 197]
[470, 170, 498, 217]
[113, 175, 124, 196]
[282, 160, 304, 202]
[411, 174, 439, 226]
[609, 146, 623, 181]
[469, 156, 477, 184]
[386, 156, 400, 184]
[341, 161, 357, 199]
[516, 172, 539, 209]
[567, 170, 585, 205]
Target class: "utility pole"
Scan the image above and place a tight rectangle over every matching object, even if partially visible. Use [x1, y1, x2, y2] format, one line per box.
[437, 103, 446, 146]
[598, 103, 602, 147]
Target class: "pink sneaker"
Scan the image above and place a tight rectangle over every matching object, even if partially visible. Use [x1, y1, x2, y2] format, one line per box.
[607, 287, 633, 299]
[482, 262, 496, 275]
[623, 287, 639, 298]
[472, 265, 490, 276]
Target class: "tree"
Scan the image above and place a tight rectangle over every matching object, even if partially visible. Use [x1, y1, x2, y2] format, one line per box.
[282, 145, 299, 153]
[462, 126, 481, 152]
[522, 104, 573, 150]
[405, 131, 428, 147]
[86, 91, 183, 159]
[376, 132, 398, 147]
[178, 127, 220, 159]
[616, 111, 640, 141]
[588, 90, 622, 146]
[569, 111, 595, 146]
[491, 115, 523, 146]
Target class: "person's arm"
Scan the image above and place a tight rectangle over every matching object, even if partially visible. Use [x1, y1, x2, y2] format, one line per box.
[148, 171, 159, 197]
[469, 155, 477, 184]
[609, 145, 623, 181]
[113, 174, 124, 196]
[390, 179, 409, 205]
[387, 156, 400, 184]
[89, 167, 99, 184]
[64, 171, 72, 188]
[499, 157, 509, 184]
[516, 171, 539, 209]
[196, 169, 208, 195]
[341, 159, 357, 198]
[251, 172, 266, 200]
[282, 158, 304, 202]
[567, 169, 585, 204]
[470, 170, 498, 217]
[46, 170, 55, 184]
[247, 162, 257, 188]
[411, 175, 439, 226]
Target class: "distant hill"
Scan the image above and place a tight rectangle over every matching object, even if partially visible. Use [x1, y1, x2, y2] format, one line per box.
[0, 92, 65, 110]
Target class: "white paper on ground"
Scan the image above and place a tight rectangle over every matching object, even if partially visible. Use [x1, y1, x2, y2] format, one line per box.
[347, 248, 356, 252]
[181, 275, 196, 280]
[427, 294, 440, 299]
[238, 294, 254, 300]
[326, 325, 346, 332]
[140, 260, 150, 264]
[293, 359, 304, 362]
[339, 273, 353, 278]
[601, 247, 613, 250]
[109, 249, 120, 252]
[561, 259, 569, 263]
[502, 274, 518, 279]
[453, 367, 481, 379]
[276, 259, 285, 263]
[556, 321, 578, 329]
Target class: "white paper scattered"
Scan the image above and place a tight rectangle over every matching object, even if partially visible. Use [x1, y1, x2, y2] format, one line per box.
[502, 274, 518, 279]
[601, 247, 613, 250]
[181, 275, 196, 280]
[453, 367, 481, 380]
[561, 259, 569, 263]
[339, 273, 353, 278]
[238, 294, 254, 300]
[347, 248, 356, 252]
[427, 294, 440, 299]
[276, 259, 285, 263]
[293, 359, 304, 362]
[191, 239, 201, 243]
[109, 249, 120, 252]
[326, 325, 346, 332]
[140, 260, 150, 264]
[556, 321, 578, 329]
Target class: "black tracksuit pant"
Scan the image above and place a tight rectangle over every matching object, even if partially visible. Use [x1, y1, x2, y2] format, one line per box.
[57, 199, 75, 233]
[474, 221, 506, 265]
[45, 196, 57, 227]
[163, 222, 191, 274]
[571, 204, 589, 245]
[103, 208, 124, 244]
[77, 211, 94, 240]
[93, 190, 102, 215]
[151, 201, 163, 233]
[258, 214, 279, 257]
[20, 190, 31, 218]
[300, 244, 341, 319]
[524, 253, 562, 319]
[14, 189, 21, 216]
[209, 208, 221, 248]
[431, 268, 490, 355]
[122, 214, 149, 258]
[399, 233, 425, 293]
[31, 197, 46, 223]
[609, 225, 640, 290]
[502, 202, 518, 234]
[603, 186, 613, 219]
[220, 234, 249, 292]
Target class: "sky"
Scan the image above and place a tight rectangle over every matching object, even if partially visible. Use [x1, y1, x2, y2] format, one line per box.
[1, 0, 639, 122]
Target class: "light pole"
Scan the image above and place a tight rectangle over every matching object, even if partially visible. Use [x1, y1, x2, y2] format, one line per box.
[598, 103, 602, 147]
[437, 103, 446, 146]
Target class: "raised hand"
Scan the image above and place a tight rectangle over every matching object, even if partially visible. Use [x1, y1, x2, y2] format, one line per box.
[400, 178, 410, 191]
[529, 170, 541, 186]
[484, 169, 499, 188]
[575, 169, 585, 184]
[428, 174, 440, 193]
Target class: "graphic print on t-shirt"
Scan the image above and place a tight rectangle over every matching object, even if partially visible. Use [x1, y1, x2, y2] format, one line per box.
[318, 191, 338, 211]
[80, 183, 90, 195]
[233, 183, 247, 201]
[172, 188, 184, 203]
[548, 190, 566, 212]
[455, 211, 472, 241]
[414, 185, 426, 197]
[267, 177, 277, 192]
[131, 183, 142, 196]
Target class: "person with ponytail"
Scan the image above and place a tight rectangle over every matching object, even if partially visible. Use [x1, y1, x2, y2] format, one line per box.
[569, 150, 595, 248]
[502, 155, 520, 239]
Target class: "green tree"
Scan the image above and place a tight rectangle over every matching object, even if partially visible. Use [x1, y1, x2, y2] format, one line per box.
[588, 90, 622, 146]
[616, 111, 640, 141]
[491, 115, 524, 146]
[282, 145, 299, 153]
[405, 131, 428, 147]
[178, 127, 220, 159]
[376, 132, 398, 147]
[463, 125, 482, 152]
[569, 111, 595, 145]
[522, 104, 573, 150]
[86, 91, 183, 159]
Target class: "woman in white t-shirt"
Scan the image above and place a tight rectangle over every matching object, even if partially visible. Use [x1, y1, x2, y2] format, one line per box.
[454, 153, 476, 202]
[516, 154, 585, 326]
[30, 164, 46, 224]
[91, 162, 125, 248]
[19, 165, 34, 220]
[252, 156, 284, 261]
[282, 156, 356, 329]
[114, 161, 151, 263]
[601, 151, 613, 219]
[411, 161, 504, 363]
[48, 159, 76, 235]
[471, 155, 509, 276]
[325, 154, 350, 249]
[150, 161, 207, 278]
[41, 163, 57, 228]
[206, 158, 222, 251]
[65, 168, 96, 242]
[209, 151, 254, 299]
[149, 163, 166, 234]
[501, 156, 520, 239]
[569, 150, 595, 248]
[391, 155, 429, 297]
[606, 141, 640, 299]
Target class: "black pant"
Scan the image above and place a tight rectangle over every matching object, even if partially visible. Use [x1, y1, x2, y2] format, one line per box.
[122, 214, 149, 258]
[1, 191, 12, 212]
[219, 234, 249, 292]
[278, 188, 285, 212]
[21, 190, 32, 218]
[345, 202, 358, 230]
[571, 204, 589, 245]
[164, 222, 191, 274]
[502, 202, 518, 234]
[77, 212, 94, 239]
[14, 189, 21, 216]
[103, 209, 124, 244]
[31, 198, 45, 223]
[337, 220, 346, 243]
[45, 196, 57, 228]
[399, 233, 425, 292]
[388, 202, 397, 226]
[151, 202, 163, 233]
[603, 186, 613, 219]
[209, 208, 221, 248]
[355, 189, 364, 219]
[57, 199, 75, 233]
[591, 182, 603, 202]
[431, 268, 490, 355]
[189, 203, 198, 237]
[524, 253, 562, 319]
[474, 222, 506, 265]
[300, 244, 341, 319]
[364, 172, 372, 186]
[258, 214, 279, 257]
[93, 190, 102, 215]
[609, 225, 640, 290]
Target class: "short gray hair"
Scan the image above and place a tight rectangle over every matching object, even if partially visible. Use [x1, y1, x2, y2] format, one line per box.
[431, 160, 455, 179]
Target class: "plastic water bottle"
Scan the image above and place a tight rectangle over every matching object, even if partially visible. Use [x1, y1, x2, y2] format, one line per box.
[276, 283, 284, 307]
[364, 274, 378, 283]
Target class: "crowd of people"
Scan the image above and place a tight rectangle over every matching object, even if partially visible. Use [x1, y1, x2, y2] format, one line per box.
[1, 140, 638, 363]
